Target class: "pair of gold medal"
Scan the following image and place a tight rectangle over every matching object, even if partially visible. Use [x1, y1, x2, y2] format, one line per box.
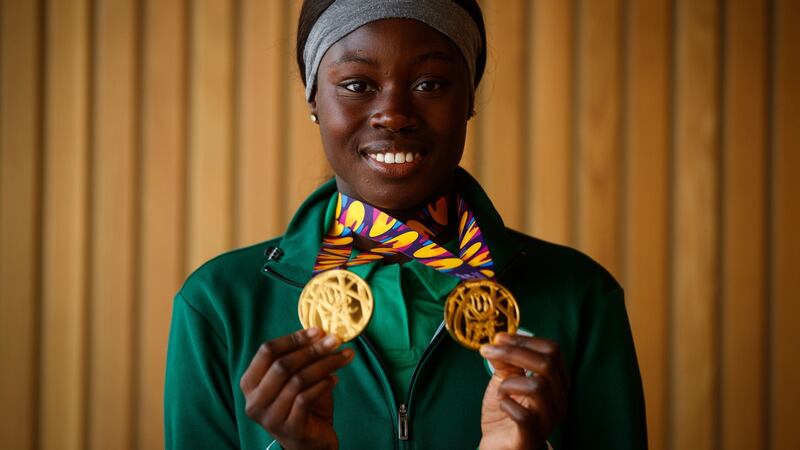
[298, 193, 520, 350]
[298, 268, 520, 351]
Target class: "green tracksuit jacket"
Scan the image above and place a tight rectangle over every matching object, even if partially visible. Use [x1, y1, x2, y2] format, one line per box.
[165, 168, 648, 449]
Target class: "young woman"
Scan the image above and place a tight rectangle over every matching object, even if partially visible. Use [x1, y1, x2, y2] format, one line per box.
[165, 1, 647, 449]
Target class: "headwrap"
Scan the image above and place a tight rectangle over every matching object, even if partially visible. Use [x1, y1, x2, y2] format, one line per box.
[302, 0, 483, 101]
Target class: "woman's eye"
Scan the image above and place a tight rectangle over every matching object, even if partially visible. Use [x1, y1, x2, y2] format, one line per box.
[343, 81, 372, 93]
[414, 80, 443, 92]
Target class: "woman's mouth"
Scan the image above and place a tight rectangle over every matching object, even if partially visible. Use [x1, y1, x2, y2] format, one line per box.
[360, 147, 427, 179]
[366, 151, 423, 164]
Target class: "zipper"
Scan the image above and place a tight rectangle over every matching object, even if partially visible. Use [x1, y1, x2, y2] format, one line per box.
[398, 404, 409, 440]
[262, 264, 304, 288]
[357, 335, 403, 448]
[400, 322, 448, 444]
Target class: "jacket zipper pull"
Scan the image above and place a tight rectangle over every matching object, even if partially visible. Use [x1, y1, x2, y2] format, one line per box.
[398, 404, 409, 441]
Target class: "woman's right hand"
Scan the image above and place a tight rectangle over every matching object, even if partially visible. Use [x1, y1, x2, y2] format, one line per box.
[240, 327, 355, 450]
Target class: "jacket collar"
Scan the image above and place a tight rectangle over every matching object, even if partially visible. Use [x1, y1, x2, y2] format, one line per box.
[263, 167, 519, 286]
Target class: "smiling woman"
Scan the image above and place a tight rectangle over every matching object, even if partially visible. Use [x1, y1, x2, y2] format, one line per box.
[164, 1, 647, 450]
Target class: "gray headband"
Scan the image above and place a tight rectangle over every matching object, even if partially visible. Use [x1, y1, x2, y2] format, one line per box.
[303, 0, 482, 101]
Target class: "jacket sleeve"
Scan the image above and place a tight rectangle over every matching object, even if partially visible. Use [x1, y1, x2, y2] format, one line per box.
[561, 287, 648, 449]
[164, 292, 240, 449]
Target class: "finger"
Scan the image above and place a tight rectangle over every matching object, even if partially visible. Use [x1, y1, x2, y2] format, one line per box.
[241, 327, 322, 392]
[266, 347, 354, 424]
[284, 375, 339, 435]
[251, 333, 343, 409]
[497, 334, 570, 391]
[498, 395, 544, 444]
[498, 375, 558, 432]
[480, 339, 568, 407]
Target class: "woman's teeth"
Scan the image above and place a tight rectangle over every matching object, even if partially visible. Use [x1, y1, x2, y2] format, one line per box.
[368, 152, 422, 164]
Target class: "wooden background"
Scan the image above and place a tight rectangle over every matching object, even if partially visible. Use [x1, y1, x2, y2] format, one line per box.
[0, 0, 797, 449]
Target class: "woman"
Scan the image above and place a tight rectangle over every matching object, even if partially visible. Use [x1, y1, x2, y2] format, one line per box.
[165, 1, 647, 449]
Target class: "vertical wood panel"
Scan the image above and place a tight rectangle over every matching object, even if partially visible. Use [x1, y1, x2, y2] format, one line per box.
[672, 1, 721, 449]
[40, 0, 91, 449]
[187, 0, 235, 269]
[624, 1, 671, 449]
[137, 0, 188, 448]
[478, 0, 525, 229]
[528, 0, 574, 244]
[771, 1, 800, 448]
[88, 0, 138, 449]
[285, 0, 328, 221]
[0, 0, 41, 448]
[460, 115, 478, 174]
[720, 0, 768, 448]
[576, 0, 623, 277]
[237, 0, 287, 244]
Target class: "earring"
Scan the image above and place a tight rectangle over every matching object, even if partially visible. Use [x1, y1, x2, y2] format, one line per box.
[310, 113, 319, 123]
[467, 109, 476, 119]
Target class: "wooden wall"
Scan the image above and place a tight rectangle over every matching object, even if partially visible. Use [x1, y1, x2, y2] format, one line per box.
[0, 0, 797, 449]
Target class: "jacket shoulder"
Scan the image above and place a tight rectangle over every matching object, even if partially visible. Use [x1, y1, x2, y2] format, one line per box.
[178, 236, 282, 306]
[503, 228, 621, 298]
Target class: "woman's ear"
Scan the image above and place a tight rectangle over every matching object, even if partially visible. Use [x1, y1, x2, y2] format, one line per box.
[309, 100, 319, 124]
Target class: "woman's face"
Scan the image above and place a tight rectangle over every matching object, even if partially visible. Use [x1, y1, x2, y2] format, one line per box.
[313, 18, 472, 213]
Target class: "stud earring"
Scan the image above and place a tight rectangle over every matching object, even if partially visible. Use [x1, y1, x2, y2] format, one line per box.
[467, 109, 476, 119]
[310, 113, 319, 124]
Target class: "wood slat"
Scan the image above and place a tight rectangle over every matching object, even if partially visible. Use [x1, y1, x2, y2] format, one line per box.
[88, 1, 138, 449]
[720, 0, 768, 448]
[460, 115, 478, 175]
[236, 0, 287, 245]
[285, 0, 328, 221]
[671, 0, 721, 448]
[528, 0, 575, 244]
[187, 0, 235, 270]
[624, 1, 671, 449]
[40, 1, 91, 449]
[137, 0, 188, 448]
[771, 1, 800, 448]
[477, 0, 526, 230]
[575, 0, 623, 277]
[0, 0, 42, 448]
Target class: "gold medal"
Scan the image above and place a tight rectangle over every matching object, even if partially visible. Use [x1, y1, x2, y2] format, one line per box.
[298, 269, 374, 342]
[444, 279, 520, 350]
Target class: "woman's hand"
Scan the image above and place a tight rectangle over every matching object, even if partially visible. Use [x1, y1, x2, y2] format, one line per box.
[240, 328, 355, 450]
[478, 333, 569, 450]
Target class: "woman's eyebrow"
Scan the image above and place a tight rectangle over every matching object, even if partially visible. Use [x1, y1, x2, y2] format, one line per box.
[331, 52, 379, 67]
[411, 50, 456, 65]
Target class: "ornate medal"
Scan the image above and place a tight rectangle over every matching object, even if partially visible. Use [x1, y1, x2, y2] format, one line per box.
[444, 279, 520, 350]
[298, 269, 374, 342]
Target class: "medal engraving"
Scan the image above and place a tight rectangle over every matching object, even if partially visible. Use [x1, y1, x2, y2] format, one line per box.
[444, 280, 520, 350]
[298, 269, 374, 342]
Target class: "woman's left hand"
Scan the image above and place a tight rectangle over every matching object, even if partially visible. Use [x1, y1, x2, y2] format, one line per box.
[478, 333, 569, 450]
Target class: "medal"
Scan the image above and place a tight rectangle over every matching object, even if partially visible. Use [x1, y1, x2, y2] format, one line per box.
[302, 192, 521, 349]
[444, 279, 520, 350]
[298, 269, 374, 342]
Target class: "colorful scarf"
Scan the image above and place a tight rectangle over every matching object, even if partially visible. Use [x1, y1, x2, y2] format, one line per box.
[313, 192, 495, 280]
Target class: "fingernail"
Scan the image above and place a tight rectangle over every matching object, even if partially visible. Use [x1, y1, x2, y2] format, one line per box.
[322, 334, 340, 349]
[480, 345, 501, 357]
[494, 333, 513, 344]
[306, 327, 322, 338]
[341, 348, 355, 359]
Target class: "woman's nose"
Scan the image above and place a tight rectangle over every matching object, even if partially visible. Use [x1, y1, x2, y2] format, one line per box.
[369, 88, 417, 131]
